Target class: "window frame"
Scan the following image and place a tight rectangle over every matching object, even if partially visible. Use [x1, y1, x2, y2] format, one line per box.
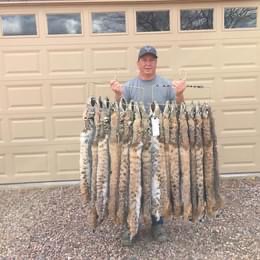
[0, 12, 39, 38]
[45, 11, 83, 37]
[134, 8, 172, 34]
[178, 7, 216, 33]
[222, 6, 258, 31]
[89, 10, 128, 36]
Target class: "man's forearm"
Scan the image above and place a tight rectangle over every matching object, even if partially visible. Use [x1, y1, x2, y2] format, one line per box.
[115, 92, 122, 102]
[176, 93, 184, 104]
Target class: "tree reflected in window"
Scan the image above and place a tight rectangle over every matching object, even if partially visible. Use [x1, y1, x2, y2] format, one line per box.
[1, 15, 37, 36]
[47, 14, 82, 35]
[136, 10, 170, 32]
[181, 9, 214, 31]
[224, 7, 257, 29]
[92, 12, 126, 33]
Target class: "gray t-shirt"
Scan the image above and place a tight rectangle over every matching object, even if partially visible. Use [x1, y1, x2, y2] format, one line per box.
[122, 75, 175, 111]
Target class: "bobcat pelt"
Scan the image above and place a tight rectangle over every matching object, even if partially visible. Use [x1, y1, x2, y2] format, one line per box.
[95, 98, 111, 224]
[169, 102, 182, 218]
[80, 97, 96, 204]
[194, 104, 205, 220]
[159, 102, 171, 218]
[139, 103, 152, 227]
[116, 101, 133, 225]
[179, 103, 192, 221]
[127, 102, 143, 240]
[202, 103, 216, 217]
[150, 102, 161, 221]
[187, 103, 198, 222]
[208, 105, 224, 213]
[108, 102, 121, 222]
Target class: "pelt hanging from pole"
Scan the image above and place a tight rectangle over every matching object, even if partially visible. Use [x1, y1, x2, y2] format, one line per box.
[79, 97, 223, 236]
[108, 102, 121, 222]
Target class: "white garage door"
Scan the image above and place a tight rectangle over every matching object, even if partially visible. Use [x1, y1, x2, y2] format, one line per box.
[0, 1, 259, 184]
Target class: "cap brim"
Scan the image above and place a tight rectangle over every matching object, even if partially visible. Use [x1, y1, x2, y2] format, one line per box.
[138, 53, 157, 60]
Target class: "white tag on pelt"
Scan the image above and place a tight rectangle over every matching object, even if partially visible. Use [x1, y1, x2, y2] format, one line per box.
[151, 117, 160, 137]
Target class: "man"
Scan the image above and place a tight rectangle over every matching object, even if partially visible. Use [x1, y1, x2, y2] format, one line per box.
[110, 45, 186, 109]
[110, 45, 186, 246]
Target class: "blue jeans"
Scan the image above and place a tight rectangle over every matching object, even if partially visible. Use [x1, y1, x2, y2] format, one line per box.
[151, 215, 163, 225]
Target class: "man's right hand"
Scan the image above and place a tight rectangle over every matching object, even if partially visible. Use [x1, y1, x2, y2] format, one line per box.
[110, 80, 122, 95]
[110, 80, 123, 101]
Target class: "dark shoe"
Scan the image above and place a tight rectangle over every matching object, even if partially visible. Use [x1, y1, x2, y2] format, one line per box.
[121, 230, 133, 247]
[151, 224, 168, 242]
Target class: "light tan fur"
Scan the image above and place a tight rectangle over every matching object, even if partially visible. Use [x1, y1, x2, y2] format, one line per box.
[140, 103, 152, 227]
[179, 103, 192, 221]
[169, 103, 182, 217]
[116, 101, 133, 225]
[96, 135, 110, 223]
[128, 142, 143, 240]
[116, 143, 129, 225]
[194, 104, 205, 220]
[161, 101, 172, 218]
[80, 132, 89, 204]
[202, 104, 216, 217]
[108, 103, 121, 222]
[187, 104, 198, 222]
[150, 102, 161, 221]
[88, 101, 101, 230]
[95, 98, 111, 224]
[80, 97, 96, 205]
[208, 106, 224, 212]
[159, 104, 171, 218]
[127, 102, 143, 240]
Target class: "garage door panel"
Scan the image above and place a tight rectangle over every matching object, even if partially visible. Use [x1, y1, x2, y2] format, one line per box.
[185, 77, 216, 102]
[150, 46, 173, 72]
[176, 42, 217, 72]
[56, 151, 80, 175]
[5, 145, 53, 180]
[3, 50, 42, 77]
[220, 137, 260, 173]
[0, 154, 5, 176]
[9, 117, 48, 143]
[220, 108, 258, 137]
[92, 47, 129, 73]
[91, 82, 115, 100]
[51, 82, 88, 109]
[0, 120, 3, 143]
[53, 144, 82, 180]
[221, 41, 258, 71]
[0, 51, 3, 78]
[13, 152, 49, 176]
[6, 84, 45, 110]
[48, 48, 86, 74]
[49, 144, 81, 180]
[0, 85, 4, 111]
[220, 75, 258, 105]
[0, 144, 79, 183]
[53, 115, 83, 141]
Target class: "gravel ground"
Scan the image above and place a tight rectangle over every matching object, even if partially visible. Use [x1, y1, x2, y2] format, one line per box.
[0, 177, 259, 260]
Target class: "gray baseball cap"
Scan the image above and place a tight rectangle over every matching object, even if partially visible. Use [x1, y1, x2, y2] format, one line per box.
[138, 45, 157, 60]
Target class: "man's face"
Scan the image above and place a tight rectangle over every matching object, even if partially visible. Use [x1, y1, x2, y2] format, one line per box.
[137, 54, 157, 78]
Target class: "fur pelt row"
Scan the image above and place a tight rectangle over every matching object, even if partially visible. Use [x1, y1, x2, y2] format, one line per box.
[80, 97, 223, 240]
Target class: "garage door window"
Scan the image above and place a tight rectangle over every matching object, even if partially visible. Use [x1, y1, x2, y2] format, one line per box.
[224, 7, 257, 29]
[136, 10, 170, 32]
[180, 8, 214, 31]
[47, 13, 82, 35]
[91, 12, 126, 33]
[1, 14, 37, 36]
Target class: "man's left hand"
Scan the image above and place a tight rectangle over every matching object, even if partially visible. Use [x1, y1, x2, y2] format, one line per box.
[172, 80, 186, 103]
